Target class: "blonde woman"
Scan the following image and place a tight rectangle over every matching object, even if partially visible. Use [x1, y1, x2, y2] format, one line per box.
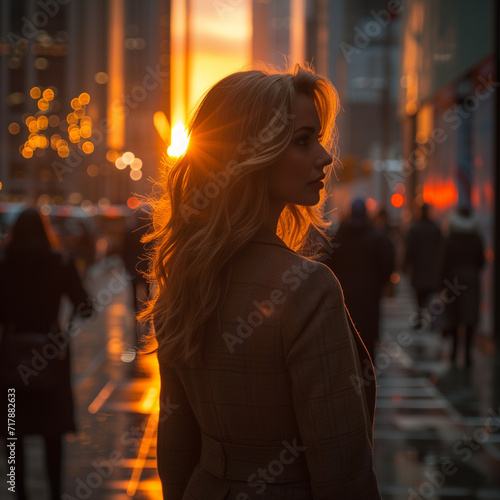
[142, 65, 381, 499]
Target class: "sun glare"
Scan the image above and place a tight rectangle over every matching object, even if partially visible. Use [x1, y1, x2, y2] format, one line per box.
[167, 121, 190, 157]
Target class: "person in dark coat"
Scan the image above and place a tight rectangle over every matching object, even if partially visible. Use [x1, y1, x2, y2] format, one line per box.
[123, 209, 151, 344]
[441, 206, 485, 368]
[0, 208, 92, 500]
[325, 198, 395, 359]
[404, 203, 443, 330]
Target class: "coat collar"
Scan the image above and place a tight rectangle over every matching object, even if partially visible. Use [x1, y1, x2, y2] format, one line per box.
[251, 225, 294, 253]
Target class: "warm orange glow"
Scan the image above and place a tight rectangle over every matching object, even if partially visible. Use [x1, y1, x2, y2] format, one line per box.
[290, 0, 306, 64]
[8, 122, 20, 134]
[130, 158, 143, 170]
[422, 180, 458, 208]
[390, 272, 401, 284]
[78, 92, 90, 105]
[80, 125, 92, 138]
[58, 146, 70, 157]
[70, 97, 81, 110]
[122, 151, 135, 164]
[37, 116, 48, 129]
[37, 98, 49, 111]
[67, 113, 78, 124]
[88, 380, 118, 414]
[130, 169, 142, 181]
[391, 193, 404, 208]
[406, 101, 418, 115]
[42, 88, 54, 101]
[107, 0, 125, 150]
[82, 141, 94, 154]
[106, 149, 120, 162]
[167, 121, 189, 157]
[30, 87, 41, 99]
[127, 196, 141, 209]
[170, 0, 188, 130]
[153, 111, 170, 143]
[115, 157, 127, 169]
[365, 197, 377, 212]
[170, 0, 251, 153]
[75, 108, 85, 119]
[22, 148, 33, 158]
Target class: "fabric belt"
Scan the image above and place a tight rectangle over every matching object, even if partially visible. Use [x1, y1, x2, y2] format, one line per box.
[199, 433, 310, 483]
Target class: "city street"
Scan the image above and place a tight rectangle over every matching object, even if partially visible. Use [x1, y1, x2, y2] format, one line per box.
[1, 259, 499, 499]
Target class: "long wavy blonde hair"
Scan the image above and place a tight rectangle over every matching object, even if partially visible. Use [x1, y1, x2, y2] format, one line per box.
[141, 64, 340, 365]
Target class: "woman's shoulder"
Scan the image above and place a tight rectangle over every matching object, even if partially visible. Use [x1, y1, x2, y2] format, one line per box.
[237, 236, 341, 298]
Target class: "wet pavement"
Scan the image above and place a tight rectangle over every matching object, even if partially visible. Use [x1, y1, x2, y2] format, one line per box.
[0, 259, 499, 499]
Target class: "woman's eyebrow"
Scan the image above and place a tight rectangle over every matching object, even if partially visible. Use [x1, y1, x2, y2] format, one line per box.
[292, 125, 317, 134]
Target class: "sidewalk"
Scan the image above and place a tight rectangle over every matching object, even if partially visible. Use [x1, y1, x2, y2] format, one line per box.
[374, 275, 500, 500]
[1, 262, 499, 499]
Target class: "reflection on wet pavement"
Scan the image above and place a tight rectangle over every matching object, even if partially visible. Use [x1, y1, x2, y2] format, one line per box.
[0, 262, 498, 499]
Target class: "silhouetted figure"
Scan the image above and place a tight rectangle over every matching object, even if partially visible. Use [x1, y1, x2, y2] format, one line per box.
[123, 209, 151, 343]
[0, 208, 92, 500]
[441, 206, 485, 368]
[404, 203, 443, 330]
[325, 198, 395, 358]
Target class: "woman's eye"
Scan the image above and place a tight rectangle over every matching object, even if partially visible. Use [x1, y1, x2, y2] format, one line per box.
[295, 136, 310, 146]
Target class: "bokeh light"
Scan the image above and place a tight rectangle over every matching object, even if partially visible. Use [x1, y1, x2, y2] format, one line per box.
[130, 169, 142, 181]
[391, 193, 404, 208]
[30, 87, 41, 99]
[127, 196, 141, 210]
[78, 92, 90, 105]
[115, 157, 127, 169]
[130, 158, 143, 170]
[122, 151, 135, 164]
[42, 88, 55, 101]
[82, 141, 94, 154]
[8, 123, 20, 134]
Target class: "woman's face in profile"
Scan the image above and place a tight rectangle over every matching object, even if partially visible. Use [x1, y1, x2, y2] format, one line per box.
[268, 94, 332, 211]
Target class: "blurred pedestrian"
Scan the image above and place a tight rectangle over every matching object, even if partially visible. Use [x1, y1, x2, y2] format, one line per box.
[0, 208, 92, 500]
[441, 206, 485, 368]
[123, 208, 151, 342]
[141, 66, 381, 498]
[325, 198, 395, 359]
[404, 203, 443, 331]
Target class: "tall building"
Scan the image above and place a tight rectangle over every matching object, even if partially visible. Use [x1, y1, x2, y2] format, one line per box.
[0, 0, 170, 208]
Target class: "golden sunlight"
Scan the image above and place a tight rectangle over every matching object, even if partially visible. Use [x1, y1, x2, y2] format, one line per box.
[167, 121, 190, 157]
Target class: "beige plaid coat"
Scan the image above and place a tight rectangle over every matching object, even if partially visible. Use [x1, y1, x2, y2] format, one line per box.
[157, 227, 381, 499]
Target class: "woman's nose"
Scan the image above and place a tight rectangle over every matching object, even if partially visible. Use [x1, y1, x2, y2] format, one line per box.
[318, 144, 332, 167]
